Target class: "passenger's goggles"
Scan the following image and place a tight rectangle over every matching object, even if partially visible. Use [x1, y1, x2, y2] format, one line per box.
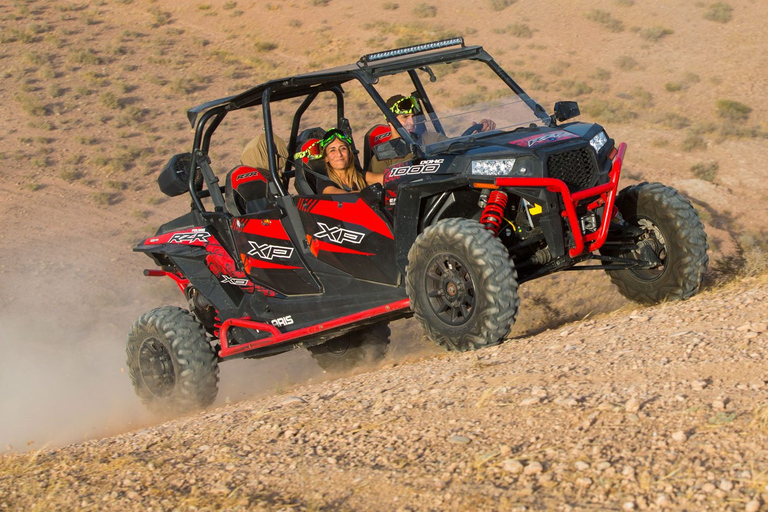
[294, 139, 322, 161]
[390, 96, 420, 115]
[319, 129, 353, 150]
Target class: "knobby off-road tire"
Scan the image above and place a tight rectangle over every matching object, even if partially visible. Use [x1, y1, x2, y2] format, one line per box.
[126, 306, 219, 414]
[307, 322, 391, 372]
[406, 218, 519, 352]
[603, 182, 709, 305]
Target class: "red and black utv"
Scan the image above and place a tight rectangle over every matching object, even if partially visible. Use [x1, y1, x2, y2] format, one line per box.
[127, 38, 708, 412]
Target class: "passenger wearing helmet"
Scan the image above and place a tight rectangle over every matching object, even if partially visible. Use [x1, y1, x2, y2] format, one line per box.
[368, 94, 495, 174]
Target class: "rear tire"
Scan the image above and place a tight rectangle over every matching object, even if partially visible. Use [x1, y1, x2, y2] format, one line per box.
[126, 306, 219, 414]
[406, 218, 519, 352]
[602, 182, 708, 304]
[307, 322, 391, 372]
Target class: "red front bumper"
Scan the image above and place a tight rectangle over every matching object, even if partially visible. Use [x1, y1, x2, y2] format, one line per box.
[495, 142, 626, 258]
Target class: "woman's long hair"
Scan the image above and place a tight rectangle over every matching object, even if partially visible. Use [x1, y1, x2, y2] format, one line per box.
[323, 139, 367, 192]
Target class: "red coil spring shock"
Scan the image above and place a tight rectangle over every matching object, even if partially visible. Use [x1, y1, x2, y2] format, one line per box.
[480, 190, 508, 236]
[213, 314, 222, 339]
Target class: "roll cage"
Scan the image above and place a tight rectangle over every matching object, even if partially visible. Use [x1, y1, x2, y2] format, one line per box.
[184, 37, 551, 213]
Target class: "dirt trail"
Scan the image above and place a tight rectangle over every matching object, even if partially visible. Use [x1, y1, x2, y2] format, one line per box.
[2, 275, 767, 511]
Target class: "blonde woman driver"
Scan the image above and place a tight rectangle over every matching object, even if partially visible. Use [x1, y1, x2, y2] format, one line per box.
[315, 129, 384, 194]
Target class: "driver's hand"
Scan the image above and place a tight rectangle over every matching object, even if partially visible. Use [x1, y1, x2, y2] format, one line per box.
[476, 118, 496, 132]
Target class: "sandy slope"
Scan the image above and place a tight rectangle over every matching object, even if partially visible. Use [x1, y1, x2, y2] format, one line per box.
[1, 275, 767, 510]
[1, 0, 768, 508]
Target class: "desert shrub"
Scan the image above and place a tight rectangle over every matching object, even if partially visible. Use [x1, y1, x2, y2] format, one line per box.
[591, 68, 611, 81]
[651, 137, 669, 148]
[59, 169, 84, 183]
[100, 91, 123, 110]
[309, 0, 330, 5]
[548, 61, 570, 76]
[716, 99, 751, 121]
[507, 23, 533, 38]
[656, 113, 690, 129]
[584, 9, 624, 32]
[93, 192, 118, 205]
[288, 19, 302, 27]
[254, 41, 278, 52]
[197, 4, 212, 10]
[691, 161, 718, 181]
[489, 0, 516, 11]
[681, 133, 707, 151]
[639, 26, 673, 42]
[167, 77, 193, 95]
[615, 0, 634, 5]
[382, 2, 398, 9]
[413, 3, 437, 18]
[15, 94, 47, 116]
[70, 48, 103, 66]
[582, 99, 636, 123]
[615, 55, 639, 71]
[559, 80, 593, 97]
[665, 82, 683, 92]
[223, 1, 237, 8]
[148, 7, 171, 27]
[704, 2, 733, 23]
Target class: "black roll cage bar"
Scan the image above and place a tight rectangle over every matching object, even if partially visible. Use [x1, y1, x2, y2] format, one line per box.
[184, 38, 550, 214]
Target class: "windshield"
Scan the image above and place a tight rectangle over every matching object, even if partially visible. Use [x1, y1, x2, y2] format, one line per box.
[371, 59, 551, 145]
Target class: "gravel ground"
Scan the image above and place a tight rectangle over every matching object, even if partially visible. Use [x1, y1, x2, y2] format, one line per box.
[1, 275, 767, 511]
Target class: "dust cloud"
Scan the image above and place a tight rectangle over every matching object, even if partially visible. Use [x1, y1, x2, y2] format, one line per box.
[0, 258, 432, 452]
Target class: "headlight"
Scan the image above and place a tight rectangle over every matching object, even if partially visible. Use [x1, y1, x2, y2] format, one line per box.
[471, 159, 518, 176]
[589, 131, 608, 153]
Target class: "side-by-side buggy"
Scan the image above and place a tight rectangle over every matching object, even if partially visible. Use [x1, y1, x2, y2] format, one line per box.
[127, 38, 708, 412]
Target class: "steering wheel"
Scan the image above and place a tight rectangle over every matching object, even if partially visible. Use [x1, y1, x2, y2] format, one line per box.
[461, 123, 484, 137]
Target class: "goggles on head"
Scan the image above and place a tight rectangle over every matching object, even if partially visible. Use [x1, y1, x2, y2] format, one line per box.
[390, 96, 421, 116]
[320, 128, 353, 150]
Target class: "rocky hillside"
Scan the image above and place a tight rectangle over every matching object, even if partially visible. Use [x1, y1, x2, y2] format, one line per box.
[1, 274, 767, 510]
[1, 0, 768, 508]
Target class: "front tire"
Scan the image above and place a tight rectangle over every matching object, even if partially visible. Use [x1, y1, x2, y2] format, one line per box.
[307, 322, 391, 372]
[126, 306, 219, 414]
[602, 182, 708, 304]
[406, 218, 519, 352]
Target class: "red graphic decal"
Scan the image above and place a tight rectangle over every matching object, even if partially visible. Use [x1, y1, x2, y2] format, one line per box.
[307, 198, 393, 239]
[233, 218, 291, 241]
[244, 257, 302, 270]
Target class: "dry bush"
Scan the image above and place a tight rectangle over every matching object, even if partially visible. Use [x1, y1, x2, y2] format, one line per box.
[716, 99, 751, 121]
[681, 133, 707, 152]
[581, 99, 636, 123]
[489, 0, 516, 10]
[506, 23, 534, 38]
[639, 26, 673, 42]
[412, 3, 437, 18]
[690, 161, 718, 181]
[703, 2, 733, 23]
[584, 9, 624, 32]
[382, 2, 398, 9]
[615, 55, 639, 71]
[655, 113, 690, 130]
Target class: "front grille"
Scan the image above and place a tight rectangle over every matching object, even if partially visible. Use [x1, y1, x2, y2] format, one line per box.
[546, 147, 598, 191]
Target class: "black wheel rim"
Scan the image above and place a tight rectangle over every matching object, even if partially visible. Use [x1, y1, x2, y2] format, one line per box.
[630, 217, 668, 280]
[326, 336, 351, 356]
[138, 337, 176, 399]
[424, 253, 475, 326]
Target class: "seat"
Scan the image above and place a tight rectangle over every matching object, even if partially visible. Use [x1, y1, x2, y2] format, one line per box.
[224, 165, 270, 216]
[363, 124, 392, 171]
[293, 127, 327, 195]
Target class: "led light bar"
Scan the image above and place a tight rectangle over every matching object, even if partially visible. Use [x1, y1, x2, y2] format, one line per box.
[359, 37, 465, 64]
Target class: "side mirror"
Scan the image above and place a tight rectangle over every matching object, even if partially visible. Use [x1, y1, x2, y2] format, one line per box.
[554, 101, 580, 123]
[372, 138, 410, 160]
